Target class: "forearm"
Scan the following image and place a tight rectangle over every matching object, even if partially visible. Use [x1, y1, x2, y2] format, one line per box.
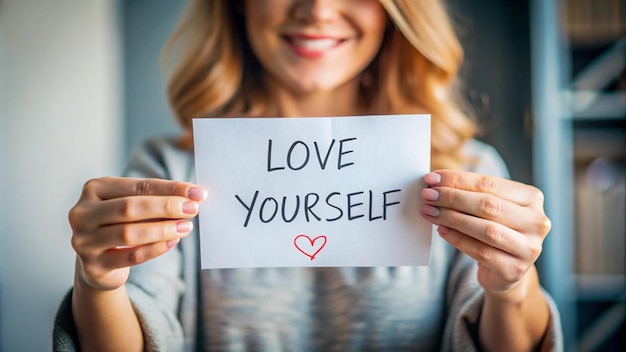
[72, 270, 144, 351]
[479, 265, 550, 352]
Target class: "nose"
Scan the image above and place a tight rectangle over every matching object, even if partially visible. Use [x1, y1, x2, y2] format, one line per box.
[292, 0, 338, 22]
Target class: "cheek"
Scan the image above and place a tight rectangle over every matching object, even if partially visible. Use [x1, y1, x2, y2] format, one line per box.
[244, 1, 290, 55]
[354, 4, 388, 48]
[243, 0, 276, 18]
[244, 14, 272, 61]
[243, 0, 280, 36]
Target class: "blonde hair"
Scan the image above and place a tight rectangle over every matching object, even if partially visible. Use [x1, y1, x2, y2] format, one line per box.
[164, 0, 476, 170]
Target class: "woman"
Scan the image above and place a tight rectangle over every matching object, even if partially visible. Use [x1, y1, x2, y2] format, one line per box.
[54, 0, 562, 351]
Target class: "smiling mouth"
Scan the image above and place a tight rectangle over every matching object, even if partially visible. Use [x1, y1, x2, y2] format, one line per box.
[282, 35, 346, 56]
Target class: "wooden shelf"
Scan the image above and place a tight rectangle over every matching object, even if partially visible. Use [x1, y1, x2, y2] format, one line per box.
[565, 0, 626, 49]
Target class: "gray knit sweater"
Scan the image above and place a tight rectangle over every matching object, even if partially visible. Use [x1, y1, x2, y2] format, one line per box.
[53, 137, 563, 351]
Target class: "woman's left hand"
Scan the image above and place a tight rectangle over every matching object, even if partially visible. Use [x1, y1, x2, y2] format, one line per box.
[420, 170, 551, 296]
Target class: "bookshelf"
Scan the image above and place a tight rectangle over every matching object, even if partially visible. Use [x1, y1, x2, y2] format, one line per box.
[532, 0, 626, 350]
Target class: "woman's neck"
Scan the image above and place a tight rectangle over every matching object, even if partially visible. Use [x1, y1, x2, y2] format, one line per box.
[264, 76, 365, 118]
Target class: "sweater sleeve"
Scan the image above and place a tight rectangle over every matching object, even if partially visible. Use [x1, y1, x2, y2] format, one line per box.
[52, 137, 191, 352]
[440, 140, 564, 351]
[122, 137, 191, 352]
[52, 289, 79, 352]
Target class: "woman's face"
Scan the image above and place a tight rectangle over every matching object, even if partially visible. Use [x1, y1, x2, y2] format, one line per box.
[243, 0, 387, 96]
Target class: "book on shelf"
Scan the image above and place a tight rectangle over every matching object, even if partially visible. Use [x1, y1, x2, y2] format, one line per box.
[575, 157, 626, 276]
[565, 0, 626, 45]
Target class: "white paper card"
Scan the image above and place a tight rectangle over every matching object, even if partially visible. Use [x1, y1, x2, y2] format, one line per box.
[193, 115, 432, 269]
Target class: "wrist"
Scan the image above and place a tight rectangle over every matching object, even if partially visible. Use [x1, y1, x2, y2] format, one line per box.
[484, 266, 538, 305]
[73, 256, 125, 294]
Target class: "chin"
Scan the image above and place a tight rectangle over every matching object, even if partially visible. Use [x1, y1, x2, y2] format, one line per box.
[288, 77, 349, 96]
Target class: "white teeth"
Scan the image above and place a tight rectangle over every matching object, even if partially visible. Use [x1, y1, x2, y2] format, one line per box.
[290, 38, 338, 50]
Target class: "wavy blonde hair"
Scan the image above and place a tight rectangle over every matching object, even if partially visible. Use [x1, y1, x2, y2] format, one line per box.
[164, 0, 476, 170]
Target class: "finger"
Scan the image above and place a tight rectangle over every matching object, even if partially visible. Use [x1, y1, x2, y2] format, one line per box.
[84, 195, 200, 225]
[436, 226, 527, 283]
[85, 220, 193, 250]
[425, 170, 544, 207]
[420, 205, 534, 259]
[98, 239, 182, 270]
[421, 187, 535, 232]
[80, 177, 207, 202]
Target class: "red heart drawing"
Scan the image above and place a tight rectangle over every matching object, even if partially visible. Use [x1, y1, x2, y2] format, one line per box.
[293, 234, 327, 260]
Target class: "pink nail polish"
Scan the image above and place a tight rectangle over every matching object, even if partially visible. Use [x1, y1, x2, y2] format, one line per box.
[424, 172, 442, 185]
[182, 201, 199, 214]
[422, 188, 439, 201]
[188, 187, 207, 201]
[421, 205, 440, 217]
[166, 238, 180, 248]
[176, 220, 193, 233]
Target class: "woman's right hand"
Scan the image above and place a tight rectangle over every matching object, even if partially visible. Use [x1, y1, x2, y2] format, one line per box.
[69, 177, 207, 291]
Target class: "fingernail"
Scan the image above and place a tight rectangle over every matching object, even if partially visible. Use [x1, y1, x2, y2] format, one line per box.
[424, 172, 442, 185]
[188, 187, 207, 201]
[176, 220, 193, 233]
[166, 238, 180, 248]
[421, 205, 440, 217]
[422, 188, 439, 201]
[437, 225, 449, 236]
[182, 201, 199, 214]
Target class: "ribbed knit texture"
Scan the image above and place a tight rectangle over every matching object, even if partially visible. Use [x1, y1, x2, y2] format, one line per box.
[53, 137, 563, 351]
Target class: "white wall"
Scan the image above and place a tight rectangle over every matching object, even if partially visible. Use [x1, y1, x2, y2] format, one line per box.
[123, 0, 184, 155]
[0, 0, 122, 350]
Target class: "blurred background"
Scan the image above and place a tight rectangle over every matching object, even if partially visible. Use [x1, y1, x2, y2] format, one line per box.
[0, 0, 624, 350]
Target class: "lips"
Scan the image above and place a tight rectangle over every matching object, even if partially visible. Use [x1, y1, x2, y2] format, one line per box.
[288, 37, 342, 50]
[282, 34, 347, 58]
